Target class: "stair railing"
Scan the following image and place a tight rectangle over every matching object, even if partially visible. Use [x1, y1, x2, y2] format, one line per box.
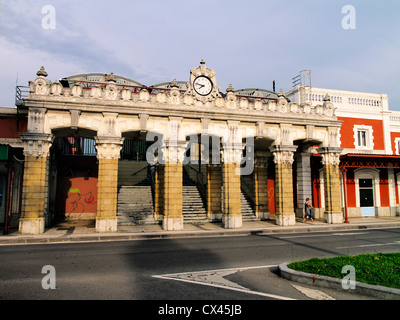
[185, 165, 207, 210]
[130, 165, 147, 177]
[240, 175, 257, 212]
[130, 164, 155, 210]
[150, 166, 155, 211]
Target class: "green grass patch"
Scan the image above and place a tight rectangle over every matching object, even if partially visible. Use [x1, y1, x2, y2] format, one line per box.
[288, 253, 400, 289]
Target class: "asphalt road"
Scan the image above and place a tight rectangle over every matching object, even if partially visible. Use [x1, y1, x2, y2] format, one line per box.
[1, 227, 399, 305]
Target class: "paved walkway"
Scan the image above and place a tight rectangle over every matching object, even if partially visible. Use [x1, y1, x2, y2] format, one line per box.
[1, 216, 400, 245]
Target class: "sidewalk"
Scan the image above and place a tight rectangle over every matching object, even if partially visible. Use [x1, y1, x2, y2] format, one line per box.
[1, 216, 400, 245]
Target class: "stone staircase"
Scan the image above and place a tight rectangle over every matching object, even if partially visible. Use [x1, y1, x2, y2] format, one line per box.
[241, 191, 257, 221]
[182, 168, 208, 223]
[117, 167, 256, 225]
[117, 176, 155, 225]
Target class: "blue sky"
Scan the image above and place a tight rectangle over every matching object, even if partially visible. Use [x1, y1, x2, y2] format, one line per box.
[1, 0, 400, 109]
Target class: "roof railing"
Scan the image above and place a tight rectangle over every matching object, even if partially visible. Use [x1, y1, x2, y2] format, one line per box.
[15, 86, 30, 106]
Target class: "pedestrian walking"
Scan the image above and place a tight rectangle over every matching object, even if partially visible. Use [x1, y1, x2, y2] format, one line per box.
[303, 198, 314, 222]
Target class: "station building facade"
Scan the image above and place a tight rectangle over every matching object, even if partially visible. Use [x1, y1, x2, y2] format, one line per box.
[0, 62, 399, 234]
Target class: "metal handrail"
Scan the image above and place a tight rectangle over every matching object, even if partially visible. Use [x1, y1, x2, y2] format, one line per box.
[240, 175, 258, 209]
[185, 165, 207, 209]
[130, 165, 147, 176]
[15, 86, 30, 105]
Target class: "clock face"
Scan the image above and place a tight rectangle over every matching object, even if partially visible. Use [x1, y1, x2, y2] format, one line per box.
[193, 76, 213, 96]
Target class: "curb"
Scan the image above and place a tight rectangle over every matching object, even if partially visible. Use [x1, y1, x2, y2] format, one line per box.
[0, 221, 400, 246]
[278, 262, 400, 300]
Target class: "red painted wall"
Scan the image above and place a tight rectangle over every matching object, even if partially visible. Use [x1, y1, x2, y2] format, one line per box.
[63, 177, 98, 215]
[395, 172, 399, 204]
[311, 156, 322, 208]
[390, 132, 400, 155]
[56, 156, 98, 218]
[379, 169, 390, 207]
[338, 117, 385, 150]
[267, 163, 275, 214]
[0, 117, 27, 138]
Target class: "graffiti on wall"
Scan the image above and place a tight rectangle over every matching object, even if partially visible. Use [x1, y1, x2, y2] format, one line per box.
[57, 176, 98, 217]
[67, 187, 96, 216]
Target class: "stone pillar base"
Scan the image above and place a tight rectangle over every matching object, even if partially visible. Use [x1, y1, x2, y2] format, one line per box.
[324, 212, 343, 224]
[258, 211, 270, 220]
[163, 217, 183, 231]
[275, 214, 296, 226]
[222, 215, 242, 229]
[19, 218, 45, 235]
[208, 213, 222, 221]
[96, 217, 118, 232]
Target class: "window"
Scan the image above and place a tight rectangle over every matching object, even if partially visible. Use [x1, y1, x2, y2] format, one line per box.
[353, 125, 374, 150]
[394, 138, 400, 155]
[357, 130, 367, 147]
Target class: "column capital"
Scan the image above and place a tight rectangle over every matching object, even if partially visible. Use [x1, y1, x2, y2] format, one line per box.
[270, 145, 297, 165]
[317, 147, 343, 166]
[94, 136, 124, 159]
[162, 139, 186, 164]
[220, 142, 242, 164]
[20, 132, 54, 157]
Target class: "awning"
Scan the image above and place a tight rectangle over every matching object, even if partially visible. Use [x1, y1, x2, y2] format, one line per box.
[340, 153, 400, 169]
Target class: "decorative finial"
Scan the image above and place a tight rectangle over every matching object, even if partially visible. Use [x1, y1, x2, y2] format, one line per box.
[171, 78, 179, 88]
[36, 66, 48, 77]
[200, 59, 206, 65]
[323, 93, 331, 102]
[226, 84, 234, 93]
[278, 89, 285, 96]
[105, 72, 116, 82]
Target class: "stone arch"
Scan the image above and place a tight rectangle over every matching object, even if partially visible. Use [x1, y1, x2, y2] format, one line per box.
[46, 110, 102, 136]
[49, 126, 99, 223]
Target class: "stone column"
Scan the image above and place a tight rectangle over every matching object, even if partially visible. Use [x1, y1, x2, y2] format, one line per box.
[271, 145, 297, 226]
[95, 136, 124, 232]
[207, 164, 222, 221]
[19, 132, 54, 234]
[221, 137, 242, 229]
[254, 152, 269, 220]
[296, 152, 312, 218]
[318, 147, 343, 224]
[153, 164, 162, 222]
[161, 141, 185, 231]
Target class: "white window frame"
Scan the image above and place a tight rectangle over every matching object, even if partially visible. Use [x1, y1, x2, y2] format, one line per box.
[354, 168, 380, 208]
[394, 137, 400, 155]
[353, 125, 374, 150]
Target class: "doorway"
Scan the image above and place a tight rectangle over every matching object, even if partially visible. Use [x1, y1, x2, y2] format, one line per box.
[0, 174, 6, 224]
[359, 178, 375, 216]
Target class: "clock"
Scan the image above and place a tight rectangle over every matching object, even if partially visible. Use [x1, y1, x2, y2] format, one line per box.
[193, 76, 213, 96]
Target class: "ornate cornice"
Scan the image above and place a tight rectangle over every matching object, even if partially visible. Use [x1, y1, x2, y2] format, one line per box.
[24, 66, 340, 124]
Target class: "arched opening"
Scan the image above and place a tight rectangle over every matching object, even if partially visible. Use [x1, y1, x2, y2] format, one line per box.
[240, 136, 274, 221]
[293, 139, 323, 220]
[183, 133, 221, 222]
[50, 128, 98, 224]
[117, 130, 162, 226]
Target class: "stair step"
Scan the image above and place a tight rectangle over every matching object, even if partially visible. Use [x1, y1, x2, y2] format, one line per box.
[117, 181, 154, 226]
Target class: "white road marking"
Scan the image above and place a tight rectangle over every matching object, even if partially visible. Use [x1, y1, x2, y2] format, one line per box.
[291, 284, 335, 300]
[337, 240, 400, 249]
[153, 265, 296, 300]
[279, 232, 368, 239]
